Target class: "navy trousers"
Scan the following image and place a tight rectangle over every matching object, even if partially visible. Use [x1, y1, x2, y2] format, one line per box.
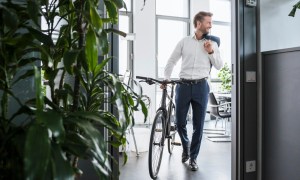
[175, 80, 209, 160]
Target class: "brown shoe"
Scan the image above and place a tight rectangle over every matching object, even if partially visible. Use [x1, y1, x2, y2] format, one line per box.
[189, 159, 198, 171]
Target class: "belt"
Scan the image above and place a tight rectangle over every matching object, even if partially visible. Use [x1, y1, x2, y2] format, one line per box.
[180, 78, 207, 84]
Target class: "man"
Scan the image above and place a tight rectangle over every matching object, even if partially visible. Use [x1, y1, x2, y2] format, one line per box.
[163, 11, 223, 171]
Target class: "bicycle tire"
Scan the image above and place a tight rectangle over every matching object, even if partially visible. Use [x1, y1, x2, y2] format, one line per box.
[148, 110, 165, 179]
[168, 103, 176, 154]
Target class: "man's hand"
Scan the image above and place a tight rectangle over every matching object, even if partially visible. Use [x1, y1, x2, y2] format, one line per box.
[204, 40, 214, 54]
[160, 80, 169, 89]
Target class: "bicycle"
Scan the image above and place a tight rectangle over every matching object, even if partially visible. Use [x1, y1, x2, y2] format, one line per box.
[136, 76, 183, 179]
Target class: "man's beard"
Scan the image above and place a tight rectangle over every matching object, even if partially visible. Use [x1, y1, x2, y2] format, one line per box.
[200, 28, 209, 34]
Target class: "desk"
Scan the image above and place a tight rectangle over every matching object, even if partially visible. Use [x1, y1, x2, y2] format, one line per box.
[214, 92, 231, 100]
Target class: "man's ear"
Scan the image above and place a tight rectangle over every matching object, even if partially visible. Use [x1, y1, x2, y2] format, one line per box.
[197, 21, 201, 26]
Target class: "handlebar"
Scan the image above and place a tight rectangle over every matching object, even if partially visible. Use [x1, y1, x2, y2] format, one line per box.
[136, 76, 182, 85]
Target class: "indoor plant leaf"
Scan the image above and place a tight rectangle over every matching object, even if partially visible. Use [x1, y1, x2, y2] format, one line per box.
[0, 6, 19, 29]
[63, 50, 80, 75]
[69, 111, 122, 135]
[27, 0, 40, 26]
[104, 0, 118, 23]
[27, 27, 54, 46]
[86, 26, 98, 71]
[62, 132, 91, 158]
[90, 6, 103, 32]
[24, 123, 51, 180]
[50, 143, 75, 180]
[99, 30, 109, 55]
[39, 110, 65, 143]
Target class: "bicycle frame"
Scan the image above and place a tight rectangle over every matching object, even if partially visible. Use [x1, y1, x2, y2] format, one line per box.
[156, 84, 175, 146]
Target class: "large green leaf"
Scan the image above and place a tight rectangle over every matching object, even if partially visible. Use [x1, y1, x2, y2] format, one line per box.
[63, 50, 80, 75]
[69, 111, 121, 134]
[85, 26, 98, 71]
[27, 0, 40, 26]
[71, 118, 110, 176]
[110, 0, 125, 9]
[99, 30, 109, 55]
[38, 110, 65, 143]
[34, 66, 44, 111]
[90, 6, 103, 32]
[24, 123, 51, 180]
[62, 132, 91, 158]
[141, 100, 148, 122]
[95, 57, 111, 72]
[104, 0, 118, 23]
[0, 6, 19, 29]
[50, 143, 74, 179]
[27, 27, 54, 46]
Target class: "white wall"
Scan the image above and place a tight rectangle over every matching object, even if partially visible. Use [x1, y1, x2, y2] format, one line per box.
[133, 0, 156, 124]
[260, 0, 300, 51]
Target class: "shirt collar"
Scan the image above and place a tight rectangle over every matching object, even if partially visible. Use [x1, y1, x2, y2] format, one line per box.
[192, 34, 206, 41]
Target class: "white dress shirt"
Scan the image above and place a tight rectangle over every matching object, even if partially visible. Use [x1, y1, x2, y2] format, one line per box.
[164, 35, 223, 80]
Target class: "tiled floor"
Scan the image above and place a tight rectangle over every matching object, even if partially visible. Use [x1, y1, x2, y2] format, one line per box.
[119, 119, 231, 180]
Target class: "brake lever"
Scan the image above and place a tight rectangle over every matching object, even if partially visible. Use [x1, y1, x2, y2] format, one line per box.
[145, 80, 155, 85]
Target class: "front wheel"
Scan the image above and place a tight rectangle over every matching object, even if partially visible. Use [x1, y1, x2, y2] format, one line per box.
[148, 110, 165, 179]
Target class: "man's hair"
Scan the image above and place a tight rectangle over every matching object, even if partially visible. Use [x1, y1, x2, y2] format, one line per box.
[193, 11, 213, 28]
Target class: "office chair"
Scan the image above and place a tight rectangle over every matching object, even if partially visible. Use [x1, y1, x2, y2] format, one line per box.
[205, 92, 231, 142]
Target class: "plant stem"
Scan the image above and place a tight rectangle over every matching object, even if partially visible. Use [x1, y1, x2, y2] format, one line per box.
[71, 0, 85, 169]
[72, 0, 84, 113]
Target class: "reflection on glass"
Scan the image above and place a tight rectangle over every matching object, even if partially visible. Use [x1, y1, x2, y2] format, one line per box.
[157, 19, 188, 78]
[156, 0, 188, 17]
[119, 15, 129, 76]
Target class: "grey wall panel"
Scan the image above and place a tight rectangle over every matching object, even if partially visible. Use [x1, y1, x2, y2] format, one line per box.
[262, 47, 300, 180]
[239, 1, 258, 179]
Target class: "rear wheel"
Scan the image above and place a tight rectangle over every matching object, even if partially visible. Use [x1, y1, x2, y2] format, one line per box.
[168, 103, 176, 154]
[148, 110, 165, 179]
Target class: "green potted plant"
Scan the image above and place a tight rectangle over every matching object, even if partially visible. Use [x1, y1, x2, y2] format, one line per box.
[217, 62, 232, 92]
[0, 0, 147, 179]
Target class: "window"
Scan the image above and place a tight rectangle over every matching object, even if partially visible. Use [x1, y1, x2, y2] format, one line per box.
[156, 0, 190, 79]
[210, 0, 231, 80]
[119, 0, 133, 76]
[210, 23, 231, 79]
[210, 0, 231, 22]
[156, 0, 189, 18]
[157, 19, 188, 78]
[118, 15, 130, 76]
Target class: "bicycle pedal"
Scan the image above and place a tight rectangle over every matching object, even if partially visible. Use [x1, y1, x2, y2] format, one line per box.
[171, 142, 181, 146]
